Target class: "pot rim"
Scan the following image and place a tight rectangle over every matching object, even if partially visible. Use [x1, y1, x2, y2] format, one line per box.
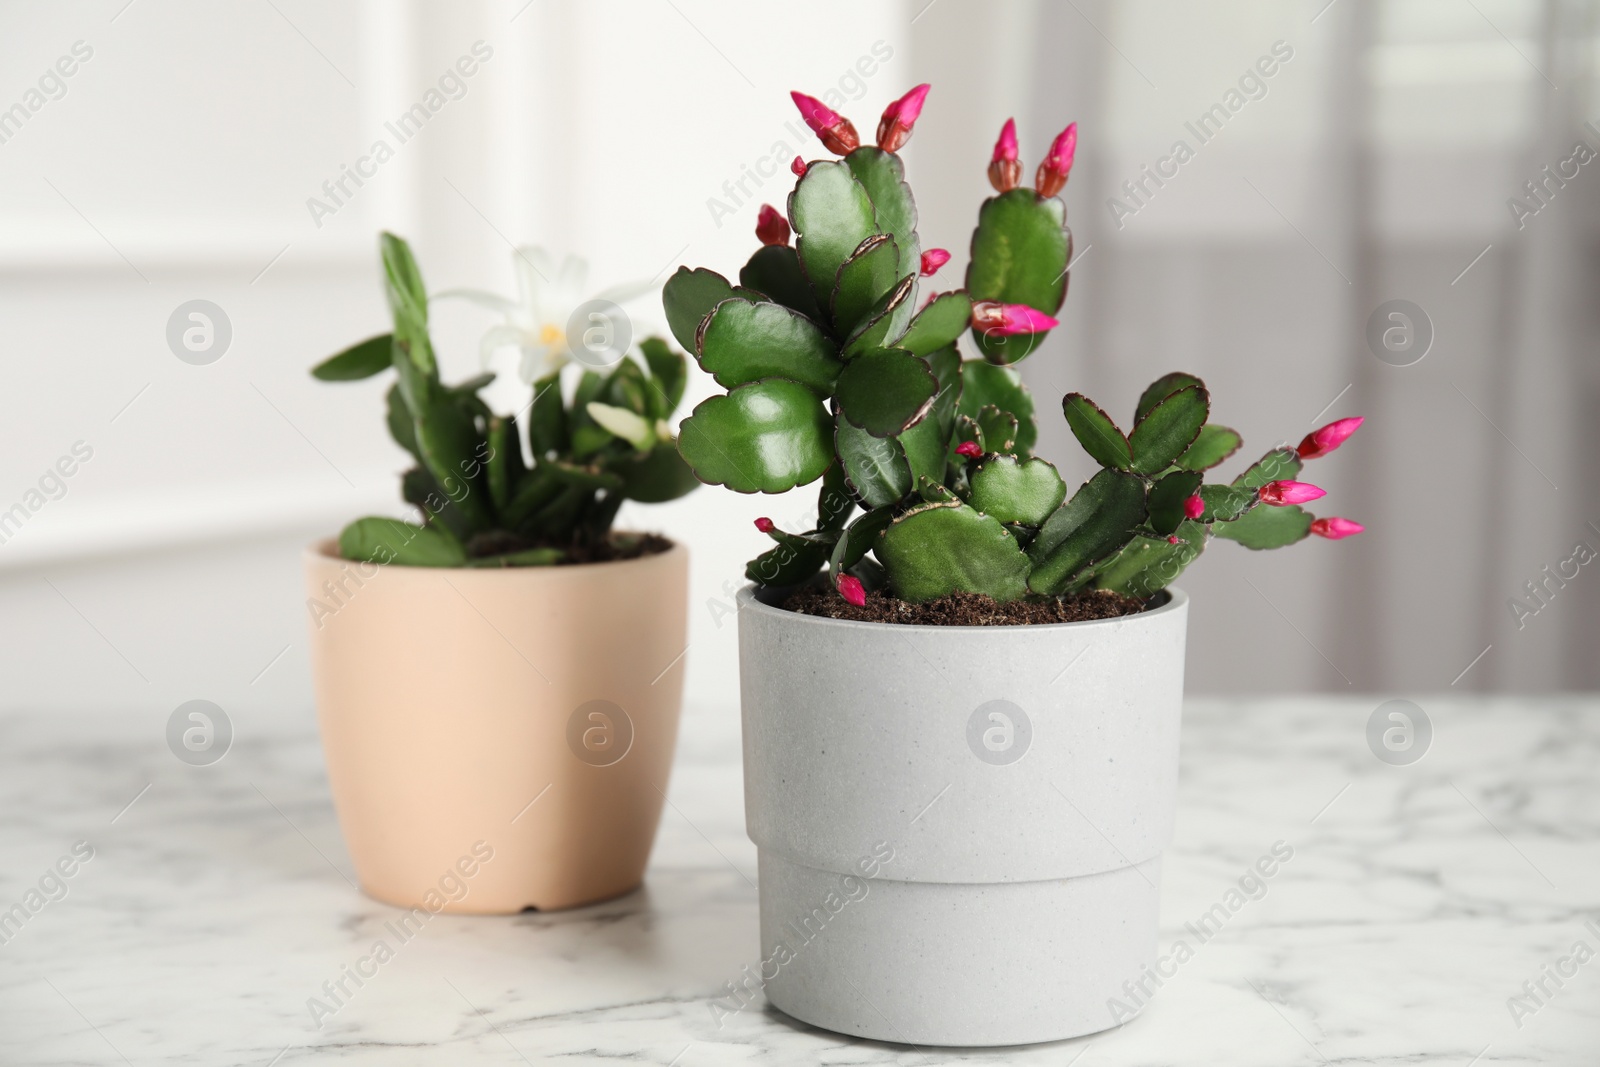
[736, 583, 1186, 633]
[304, 531, 684, 574]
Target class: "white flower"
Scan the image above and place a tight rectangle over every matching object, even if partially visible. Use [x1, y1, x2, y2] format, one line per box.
[434, 246, 658, 383]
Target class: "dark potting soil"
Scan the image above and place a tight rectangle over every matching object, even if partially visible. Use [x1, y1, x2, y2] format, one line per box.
[778, 586, 1151, 626]
[464, 531, 674, 566]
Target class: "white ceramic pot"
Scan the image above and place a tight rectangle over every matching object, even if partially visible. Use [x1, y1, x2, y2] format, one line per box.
[737, 586, 1189, 1046]
[305, 538, 688, 914]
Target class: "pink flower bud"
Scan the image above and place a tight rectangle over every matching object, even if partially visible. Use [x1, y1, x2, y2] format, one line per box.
[1310, 516, 1365, 540]
[971, 300, 1059, 337]
[754, 517, 775, 533]
[876, 83, 931, 152]
[920, 248, 950, 276]
[1035, 121, 1077, 198]
[1167, 535, 1181, 544]
[1258, 480, 1326, 506]
[1183, 493, 1204, 520]
[755, 205, 790, 247]
[1297, 416, 1364, 460]
[956, 440, 982, 458]
[790, 155, 807, 177]
[987, 118, 1021, 192]
[838, 574, 867, 607]
[790, 90, 859, 155]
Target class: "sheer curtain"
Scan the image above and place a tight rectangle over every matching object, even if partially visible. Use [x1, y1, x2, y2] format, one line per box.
[914, 0, 1598, 693]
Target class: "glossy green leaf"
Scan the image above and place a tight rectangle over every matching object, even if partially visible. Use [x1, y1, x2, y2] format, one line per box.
[527, 372, 567, 457]
[839, 273, 917, 358]
[969, 455, 1067, 525]
[1213, 502, 1313, 549]
[545, 459, 625, 493]
[1197, 483, 1255, 523]
[639, 336, 687, 416]
[677, 379, 832, 494]
[745, 524, 836, 587]
[616, 440, 700, 503]
[1062, 393, 1131, 470]
[897, 350, 960, 486]
[878, 503, 1032, 603]
[1176, 424, 1242, 471]
[844, 147, 920, 279]
[1129, 385, 1208, 475]
[1135, 372, 1203, 423]
[414, 393, 492, 528]
[975, 405, 1019, 455]
[502, 468, 563, 531]
[1148, 469, 1203, 536]
[965, 189, 1069, 363]
[1233, 447, 1302, 489]
[739, 244, 824, 323]
[831, 233, 901, 337]
[789, 161, 879, 310]
[1027, 469, 1147, 594]
[697, 297, 842, 393]
[830, 505, 894, 582]
[339, 516, 465, 567]
[1092, 520, 1206, 597]
[380, 232, 428, 334]
[385, 383, 422, 463]
[958, 360, 1036, 457]
[897, 291, 972, 356]
[663, 266, 739, 353]
[837, 347, 938, 437]
[837, 416, 911, 508]
[485, 414, 523, 512]
[313, 333, 392, 381]
[816, 462, 855, 532]
[401, 466, 470, 540]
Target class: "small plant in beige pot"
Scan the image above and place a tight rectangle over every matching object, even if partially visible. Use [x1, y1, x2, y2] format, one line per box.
[305, 233, 698, 913]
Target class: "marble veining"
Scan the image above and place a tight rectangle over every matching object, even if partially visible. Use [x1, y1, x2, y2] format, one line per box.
[2, 696, 1597, 1064]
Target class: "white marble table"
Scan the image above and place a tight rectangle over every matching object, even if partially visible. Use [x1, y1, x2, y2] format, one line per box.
[3, 696, 1597, 1065]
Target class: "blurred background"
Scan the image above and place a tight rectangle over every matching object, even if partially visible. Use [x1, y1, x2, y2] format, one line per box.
[1, 0, 1595, 730]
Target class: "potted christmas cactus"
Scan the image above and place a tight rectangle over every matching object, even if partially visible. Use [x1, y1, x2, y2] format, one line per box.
[305, 233, 698, 914]
[668, 88, 1364, 1044]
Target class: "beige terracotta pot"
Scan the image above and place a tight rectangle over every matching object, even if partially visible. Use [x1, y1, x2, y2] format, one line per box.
[303, 536, 688, 914]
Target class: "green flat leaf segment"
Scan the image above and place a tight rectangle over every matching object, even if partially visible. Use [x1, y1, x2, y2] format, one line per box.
[969, 455, 1067, 525]
[878, 503, 1032, 603]
[836, 347, 938, 437]
[697, 298, 842, 393]
[789, 161, 879, 311]
[1129, 384, 1208, 475]
[1062, 393, 1131, 470]
[677, 379, 833, 494]
[1027, 468, 1147, 594]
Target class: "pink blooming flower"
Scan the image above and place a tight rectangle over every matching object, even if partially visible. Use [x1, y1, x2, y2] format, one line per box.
[1310, 516, 1365, 540]
[1183, 493, 1204, 520]
[1297, 416, 1364, 460]
[754, 517, 775, 533]
[755, 205, 790, 247]
[988, 118, 1021, 192]
[956, 440, 983, 458]
[790, 155, 807, 177]
[1035, 121, 1077, 197]
[971, 300, 1059, 337]
[877, 83, 931, 152]
[838, 574, 867, 607]
[1258, 480, 1326, 506]
[920, 248, 951, 276]
[1167, 535, 1181, 544]
[790, 90, 859, 155]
